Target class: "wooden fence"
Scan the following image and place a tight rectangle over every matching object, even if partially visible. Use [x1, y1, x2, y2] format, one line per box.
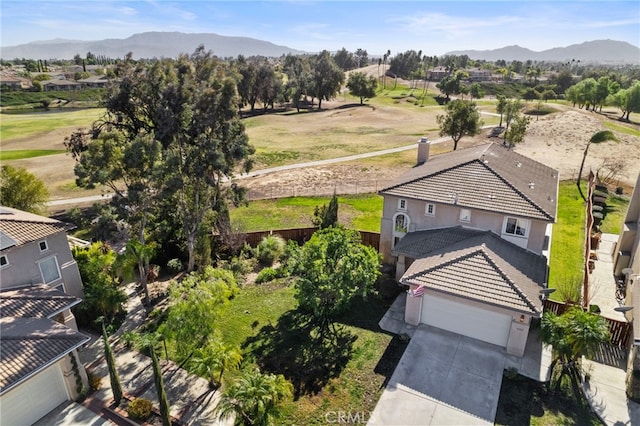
[543, 299, 632, 348]
[238, 227, 381, 250]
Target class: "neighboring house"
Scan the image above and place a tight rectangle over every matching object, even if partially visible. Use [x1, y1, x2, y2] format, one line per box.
[379, 141, 559, 356]
[612, 172, 640, 395]
[467, 68, 492, 82]
[42, 79, 81, 91]
[0, 207, 89, 425]
[77, 75, 110, 88]
[0, 77, 23, 90]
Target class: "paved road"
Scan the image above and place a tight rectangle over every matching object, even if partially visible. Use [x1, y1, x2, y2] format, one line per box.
[47, 121, 498, 207]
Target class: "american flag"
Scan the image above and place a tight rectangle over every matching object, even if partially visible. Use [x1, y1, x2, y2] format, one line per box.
[409, 285, 425, 297]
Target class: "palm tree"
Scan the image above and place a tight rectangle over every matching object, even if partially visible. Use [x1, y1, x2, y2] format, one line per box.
[540, 308, 609, 397]
[190, 340, 242, 388]
[577, 131, 619, 201]
[215, 368, 293, 426]
[118, 239, 156, 305]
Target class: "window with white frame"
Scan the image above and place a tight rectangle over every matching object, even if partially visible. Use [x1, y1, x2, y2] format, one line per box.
[504, 217, 529, 237]
[38, 256, 61, 284]
[425, 203, 436, 216]
[459, 209, 471, 223]
[38, 240, 48, 252]
[0, 254, 8, 268]
[398, 199, 407, 210]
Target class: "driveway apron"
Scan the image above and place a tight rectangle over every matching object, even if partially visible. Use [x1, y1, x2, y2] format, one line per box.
[369, 325, 506, 425]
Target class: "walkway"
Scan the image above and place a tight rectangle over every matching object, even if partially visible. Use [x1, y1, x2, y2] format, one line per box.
[47, 123, 499, 207]
[45, 281, 229, 425]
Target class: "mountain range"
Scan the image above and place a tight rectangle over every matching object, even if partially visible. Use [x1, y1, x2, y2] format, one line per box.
[0, 32, 304, 60]
[445, 40, 639, 64]
[1, 32, 638, 64]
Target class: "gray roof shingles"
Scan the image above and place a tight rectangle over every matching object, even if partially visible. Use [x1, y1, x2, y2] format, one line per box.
[397, 228, 547, 316]
[0, 317, 90, 394]
[0, 206, 73, 250]
[0, 285, 82, 319]
[380, 143, 559, 221]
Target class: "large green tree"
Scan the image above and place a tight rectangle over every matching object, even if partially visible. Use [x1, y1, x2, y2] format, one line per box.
[612, 81, 640, 121]
[505, 114, 531, 149]
[437, 99, 483, 150]
[292, 227, 380, 336]
[215, 368, 293, 426]
[160, 267, 238, 363]
[310, 50, 344, 110]
[0, 165, 49, 214]
[102, 322, 123, 406]
[346, 72, 377, 105]
[540, 308, 609, 396]
[67, 47, 254, 273]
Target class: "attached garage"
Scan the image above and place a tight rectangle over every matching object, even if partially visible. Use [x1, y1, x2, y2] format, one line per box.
[421, 295, 513, 347]
[0, 362, 69, 426]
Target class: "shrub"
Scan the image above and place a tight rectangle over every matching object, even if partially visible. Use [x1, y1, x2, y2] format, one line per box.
[87, 370, 102, 391]
[221, 256, 258, 280]
[255, 235, 286, 266]
[166, 258, 183, 275]
[127, 398, 153, 421]
[616, 186, 624, 195]
[256, 267, 279, 284]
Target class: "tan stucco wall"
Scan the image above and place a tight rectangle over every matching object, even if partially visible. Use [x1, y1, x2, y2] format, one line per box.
[0, 232, 84, 298]
[379, 194, 550, 264]
[406, 288, 533, 356]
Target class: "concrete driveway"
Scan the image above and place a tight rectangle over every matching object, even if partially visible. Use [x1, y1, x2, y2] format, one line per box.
[369, 325, 506, 425]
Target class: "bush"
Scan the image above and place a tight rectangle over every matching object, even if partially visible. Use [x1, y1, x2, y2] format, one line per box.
[221, 255, 258, 280]
[256, 267, 280, 284]
[166, 258, 183, 275]
[255, 235, 286, 266]
[127, 398, 153, 421]
[87, 370, 102, 391]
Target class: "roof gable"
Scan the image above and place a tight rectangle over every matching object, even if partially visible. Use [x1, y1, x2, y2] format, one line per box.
[0, 206, 72, 249]
[397, 228, 547, 315]
[380, 143, 558, 221]
[0, 317, 89, 394]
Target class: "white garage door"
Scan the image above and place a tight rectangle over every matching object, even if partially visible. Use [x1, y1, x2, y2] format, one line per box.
[0, 362, 69, 426]
[422, 295, 512, 347]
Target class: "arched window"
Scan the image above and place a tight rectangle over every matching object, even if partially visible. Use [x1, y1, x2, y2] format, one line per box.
[392, 213, 410, 248]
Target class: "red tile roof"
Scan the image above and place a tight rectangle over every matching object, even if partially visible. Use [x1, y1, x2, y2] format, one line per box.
[0, 206, 73, 249]
[0, 285, 82, 319]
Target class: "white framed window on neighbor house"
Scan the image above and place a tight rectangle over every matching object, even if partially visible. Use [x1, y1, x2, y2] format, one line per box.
[459, 209, 471, 223]
[504, 217, 529, 237]
[38, 255, 61, 284]
[38, 240, 49, 252]
[0, 254, 8, 269]
[425, 203, 436, 216]
[398, 199, 407, 210]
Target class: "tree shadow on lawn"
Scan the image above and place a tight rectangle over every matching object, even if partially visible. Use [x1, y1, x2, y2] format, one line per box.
[243, 309, 356, 399]
[495, 373, 602, 426]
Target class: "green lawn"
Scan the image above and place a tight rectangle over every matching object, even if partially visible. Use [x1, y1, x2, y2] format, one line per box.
[0, 149, 65, 161]
[548, 181, 586, 302]
[495, 373, 602, 425]
[0, 108, 104, 142]
[216, 277, 405, 425]
[603, 120, 640, 137]
[600, 193, 629, 234]
[230, 194, 383, 232]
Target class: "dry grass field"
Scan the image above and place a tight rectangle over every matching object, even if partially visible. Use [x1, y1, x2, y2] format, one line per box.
[1, 85, 639, 201]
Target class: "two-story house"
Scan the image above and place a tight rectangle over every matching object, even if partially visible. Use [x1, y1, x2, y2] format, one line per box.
[0, 207, 90, 426]
[612, 172, 640, 399]
[379, 141, 559, 356]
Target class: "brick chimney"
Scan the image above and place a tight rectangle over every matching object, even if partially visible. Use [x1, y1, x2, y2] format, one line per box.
[417, 137, 430, 165]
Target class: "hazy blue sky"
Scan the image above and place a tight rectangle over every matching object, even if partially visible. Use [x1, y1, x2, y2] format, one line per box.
[1, 1, 638, 55]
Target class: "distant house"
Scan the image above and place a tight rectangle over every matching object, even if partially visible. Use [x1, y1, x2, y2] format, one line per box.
[0, 207, 89, 425]
[0, 76, 23, 90]
[77, 74, 110, 88]
[467, 67, 492, 82]
[42, 79, 81, 91]
[378, 141, 559, 356]
[427, 66, 450, 81]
